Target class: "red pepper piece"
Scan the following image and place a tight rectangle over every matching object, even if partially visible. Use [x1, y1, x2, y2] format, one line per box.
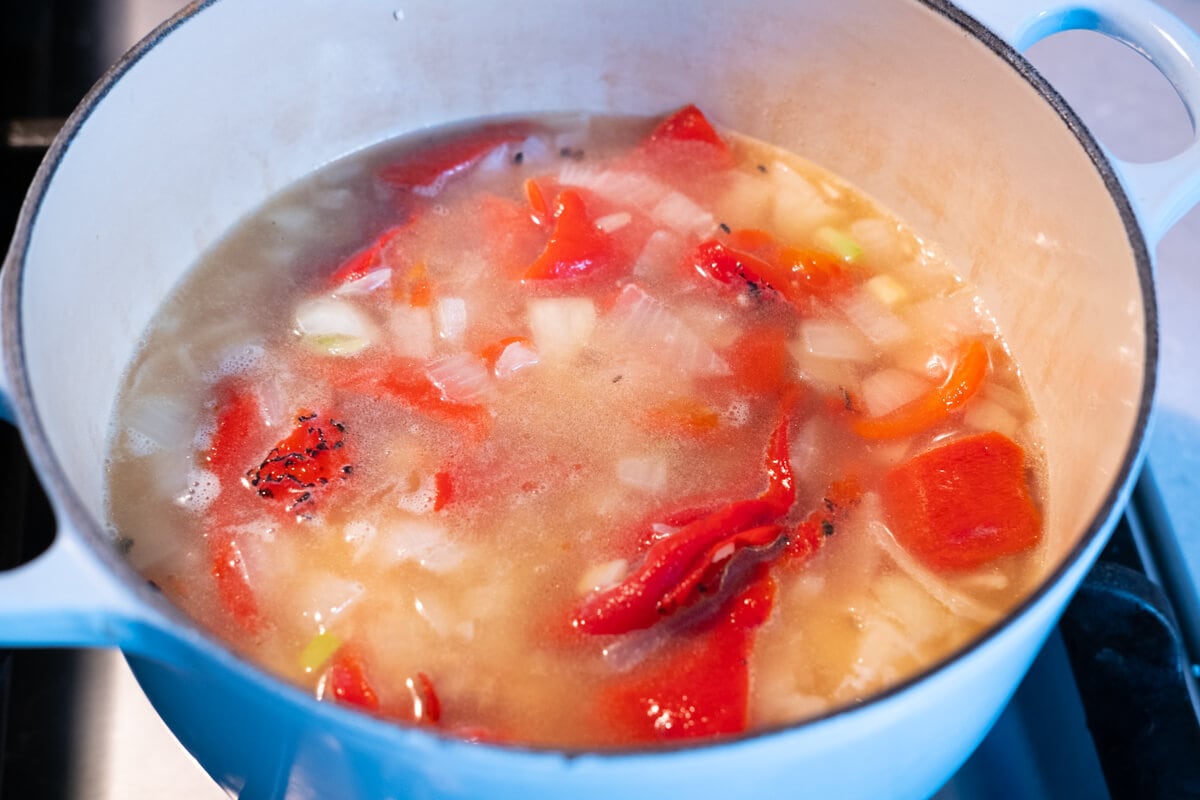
[853, 339, 990, 440]
[523, 190, 617, 280]
[648, 104, 730, 152]
[572, 414, 793, 634]
[405, 671, 441, 724]
[327, 646, 380, 711]
[783, 477, 864, 564]
[205, 384, 266, 632]
[335, 357, 490, 435]
[758, 411, 796, 516]
[206, 383, 263, 489]
[882, 431, 1042, 571]
[432, 471, 454, 512]
[378, 121, 533, 193]
[722, 325, 793, 396]
[694, 232, 858, 307]
[596, 568, 774, 743]
[250, 412, 351, 512]
[207, 531, 262, 634]
[640, 397, 721, 438]
[693, 239, 773, 287]
[477, 194, 546, 279]
[329, 225, 408, 286]
[656, 523, 783, 615]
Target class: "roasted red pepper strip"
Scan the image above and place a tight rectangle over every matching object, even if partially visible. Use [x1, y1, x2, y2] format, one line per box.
[882, 432, 1041, 570]
[523, 190, 616, 280]
[853, 339, 990, 439]
[405, 672, 441, 724]
[656, 523, 784, 615]
[249, 411, 351, 513]
[205, 384, 265, 632]
[329, 225, 408, 286]
[208, 531, 262, 634]
[378, 121, 533, 193]
[694, 233, 857, 306]
[596, 567, 774, 742]
[648, 104, 730, 152]
[572, 414, 793, 634]
[326, 646, 380, 711]
[783, 477, 864, 564]
[693, 239, 773, 287]
[334, 357, 490, 435]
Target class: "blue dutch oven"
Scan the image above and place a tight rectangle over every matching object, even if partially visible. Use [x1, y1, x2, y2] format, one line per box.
[2, 0, 1200, 797]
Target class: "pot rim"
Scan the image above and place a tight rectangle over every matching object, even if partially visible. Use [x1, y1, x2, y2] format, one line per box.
[0, 0, 1159, 761]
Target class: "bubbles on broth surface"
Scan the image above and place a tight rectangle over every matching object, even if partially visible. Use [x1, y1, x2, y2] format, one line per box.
[105, 107, 1048, 747]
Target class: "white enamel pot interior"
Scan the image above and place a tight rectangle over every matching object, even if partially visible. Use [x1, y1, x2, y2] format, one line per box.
[0, 0, 1179, 797]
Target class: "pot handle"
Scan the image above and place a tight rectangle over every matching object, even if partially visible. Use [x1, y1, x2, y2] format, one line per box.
[964, 0, 1200, 245]
[0, 517, 171, 655]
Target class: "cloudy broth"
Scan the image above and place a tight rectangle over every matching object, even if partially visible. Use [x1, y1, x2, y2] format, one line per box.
[106, 108, 1047, 747]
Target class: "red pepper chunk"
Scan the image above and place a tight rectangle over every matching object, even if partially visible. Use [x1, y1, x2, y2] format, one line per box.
[327, 646, 380, 711]
[208, 531, 262, 634]
[648, 104, 730, 152]
[882, 432, 1042, 571]
[853, 339, 990, 440]
[329, 225, 408, 286]
[378, 121, 533, 193]
[572, 414, 794, 635]
[596, 569, 775, 743]
[523, 190, 617, 280]
[250, 412, 351, 512]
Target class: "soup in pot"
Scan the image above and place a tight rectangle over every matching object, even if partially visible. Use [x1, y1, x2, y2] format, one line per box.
[106, 106, 1047, 746]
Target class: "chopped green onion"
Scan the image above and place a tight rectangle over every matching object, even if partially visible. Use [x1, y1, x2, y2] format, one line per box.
[815, 226, 862, 262]
[299, 629, 343, 674]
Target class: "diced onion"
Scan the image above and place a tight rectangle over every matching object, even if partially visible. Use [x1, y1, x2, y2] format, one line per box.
[770, 160, 837, 240]
[860, 368, 929, 417]
[616, 455, 669, 494]
[528, 297, 597, 362]
[426, 353, 493, 403]
[379, 520, 465, 573]
[712, 171, 775, 231]
[849, 217, 906, 264]
[342, 520, 378, 562]
[294, 297, 375, 355]
[333, 268, 392, 297]
[174, 468, 221, 513]
[557, 165, 667, 211]
[493, 340, 540, 379]
[650, 191, 716, 237]
[124, 394, 194, 452]
[595, 211, 632, 233]
[865, 518, 996, 623]
[515, 135, 552, 167]
[963, 398, 1021, 439]
[795, 320, 874, 362]
[634, 229, 684, 277]
[576, 559, 629, 595]
[608, 284, 731, 376]
[864, 274, 908, 308]
[435, 297, 468, 344]
[839, 290, 910, 347]
[300, 575, 365, 627]
[389, 306, 435, 360]
[413, 593, 462, 639]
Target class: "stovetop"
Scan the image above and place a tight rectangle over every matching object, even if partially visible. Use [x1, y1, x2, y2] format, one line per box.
[2, 3, 1199, 799]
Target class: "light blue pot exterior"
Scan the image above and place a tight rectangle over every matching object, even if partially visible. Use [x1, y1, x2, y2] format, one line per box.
[2, 0, 1196, 797]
